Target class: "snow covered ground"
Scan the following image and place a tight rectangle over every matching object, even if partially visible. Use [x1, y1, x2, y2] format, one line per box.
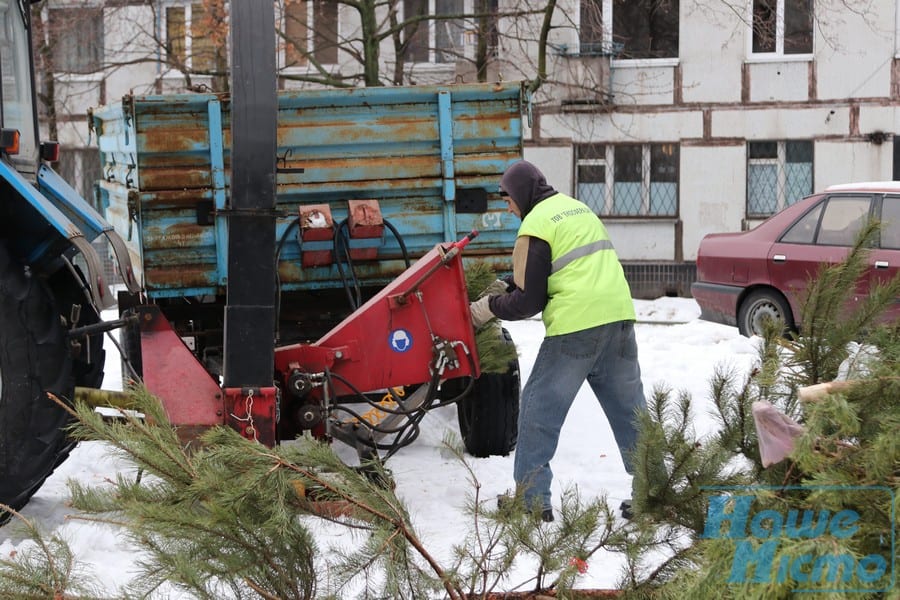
[1, 297, 761, 596]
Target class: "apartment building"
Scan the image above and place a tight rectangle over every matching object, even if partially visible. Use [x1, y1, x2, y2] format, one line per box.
[38, 0, 900, 296]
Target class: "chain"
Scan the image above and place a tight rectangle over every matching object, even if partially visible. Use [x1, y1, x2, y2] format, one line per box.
[229, 388, 257, 442]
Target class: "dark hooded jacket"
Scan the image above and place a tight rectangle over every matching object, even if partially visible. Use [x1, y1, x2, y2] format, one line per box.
[488, 161, 556, 320]
[500, 160, 557, 217]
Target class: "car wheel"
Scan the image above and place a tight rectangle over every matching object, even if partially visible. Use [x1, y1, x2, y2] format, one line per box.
[738, 289, 795, 337]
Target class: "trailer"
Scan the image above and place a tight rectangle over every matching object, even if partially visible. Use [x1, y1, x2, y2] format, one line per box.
[0, 0, 525, 522]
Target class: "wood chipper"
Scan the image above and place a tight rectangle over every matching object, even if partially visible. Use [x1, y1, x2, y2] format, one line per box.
[0, 0, 526, 522]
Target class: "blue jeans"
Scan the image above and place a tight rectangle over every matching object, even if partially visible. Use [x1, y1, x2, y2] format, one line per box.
[513, 320, 645, 511]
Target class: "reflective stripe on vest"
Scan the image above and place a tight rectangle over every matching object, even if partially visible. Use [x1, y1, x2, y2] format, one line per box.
[550, 239, 615, 274]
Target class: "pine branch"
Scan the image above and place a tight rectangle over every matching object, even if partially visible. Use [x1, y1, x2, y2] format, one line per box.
[0, 505, 103, 599]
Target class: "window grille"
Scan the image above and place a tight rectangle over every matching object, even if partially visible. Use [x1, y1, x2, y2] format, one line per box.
[576, 142, 679, 217]
[747, 140, 812, 217]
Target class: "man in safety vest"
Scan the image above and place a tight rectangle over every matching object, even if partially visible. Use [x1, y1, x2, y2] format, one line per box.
[469, 160, 646, 523]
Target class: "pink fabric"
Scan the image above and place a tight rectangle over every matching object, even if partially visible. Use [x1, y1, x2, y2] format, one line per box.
[752, 401, 806, 467]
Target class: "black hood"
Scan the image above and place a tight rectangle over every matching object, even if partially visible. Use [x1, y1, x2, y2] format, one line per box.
[500, 160, 557, 218]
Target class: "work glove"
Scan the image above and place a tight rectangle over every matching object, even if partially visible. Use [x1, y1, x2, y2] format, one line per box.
[469, 295, 495, 328]
[478, 278, 513, 298]
[478, 277, 516, 299]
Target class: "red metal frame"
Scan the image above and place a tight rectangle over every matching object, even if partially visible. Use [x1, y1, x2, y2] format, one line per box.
[137, 306, 224, 436]
[138, 234, 481, 448]
[274, 234, 481, 397]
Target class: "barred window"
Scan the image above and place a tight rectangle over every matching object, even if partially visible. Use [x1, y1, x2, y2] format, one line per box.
[576, 143, 679, 217]
[747, 140, 813, 217]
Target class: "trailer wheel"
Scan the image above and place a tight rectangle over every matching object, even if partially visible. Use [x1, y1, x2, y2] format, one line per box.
[455, 327, 519, 457]
[0, 246, 75, 524]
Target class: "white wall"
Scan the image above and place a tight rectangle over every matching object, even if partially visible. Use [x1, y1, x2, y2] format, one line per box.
[609, 64, 676, 105]
[747, 61, 810, 103]
[679, 144, 747, 261]
[815, 2, 895, 100]
[539, 109, 704, 143]
[712, 106, 848, 138]
[605, 221, 676, 261]
[524, 145, 573, 193]
[815, 141, 894, 189]
[679, 0, 744, 104]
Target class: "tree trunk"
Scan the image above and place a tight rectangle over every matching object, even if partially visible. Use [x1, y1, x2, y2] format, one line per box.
[360, 0, 382, 86]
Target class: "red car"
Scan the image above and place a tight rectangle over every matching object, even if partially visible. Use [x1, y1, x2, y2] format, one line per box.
[692, 182, 900, 336]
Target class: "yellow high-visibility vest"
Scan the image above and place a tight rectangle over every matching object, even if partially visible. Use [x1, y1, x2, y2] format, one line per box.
[518, 193, 635, 336]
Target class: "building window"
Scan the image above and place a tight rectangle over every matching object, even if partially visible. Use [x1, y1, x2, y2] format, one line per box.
[576, 143, 607, 212]
[50, 8, 103, 73]
[403, 0, 464, 64]
[579, 0, 604, 56]
[284, 0, 339, 66]
[747, 140, 813, 217]
[752, 0, 813, 55]
[579, 0, 679, 59]
[576, 142, 679, 217]
[165, 3, 220, 72]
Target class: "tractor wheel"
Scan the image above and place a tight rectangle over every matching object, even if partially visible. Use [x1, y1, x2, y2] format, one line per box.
[455, 327, 519, 457]
[0, 245, 75, 525]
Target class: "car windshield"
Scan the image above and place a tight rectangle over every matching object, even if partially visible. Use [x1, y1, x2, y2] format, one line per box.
[0, 0, 38, 173]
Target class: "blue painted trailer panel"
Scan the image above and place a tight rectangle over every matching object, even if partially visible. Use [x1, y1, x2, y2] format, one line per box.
[91, 82, 525, 297]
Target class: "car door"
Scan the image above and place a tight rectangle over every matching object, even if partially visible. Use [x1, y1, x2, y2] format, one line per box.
[767, 194, 873, 319]
[872, 194, 900, 322]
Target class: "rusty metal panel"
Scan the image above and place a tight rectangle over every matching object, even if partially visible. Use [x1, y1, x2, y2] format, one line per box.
[93, 82, 525, 297]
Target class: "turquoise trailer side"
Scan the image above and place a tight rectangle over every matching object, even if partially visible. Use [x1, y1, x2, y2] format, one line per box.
[91, 82, 526, 299]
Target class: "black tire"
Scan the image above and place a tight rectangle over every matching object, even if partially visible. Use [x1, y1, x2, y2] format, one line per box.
[738, 288, 795, 337]
[0, 246, 75, 525]
[455, 327, 519, 457]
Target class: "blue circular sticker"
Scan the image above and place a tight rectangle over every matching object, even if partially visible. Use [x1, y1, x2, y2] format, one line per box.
[389, 329, 413, 353]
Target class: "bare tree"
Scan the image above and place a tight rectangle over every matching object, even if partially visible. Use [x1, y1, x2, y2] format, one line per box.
[30, 0, 557, 137]
[275, 0, 549, 88]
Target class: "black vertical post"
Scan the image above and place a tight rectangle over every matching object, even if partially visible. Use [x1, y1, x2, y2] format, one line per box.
[223, 0, 277, 389]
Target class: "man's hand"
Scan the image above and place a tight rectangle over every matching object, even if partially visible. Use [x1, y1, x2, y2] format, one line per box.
[469, 295, 495, 328]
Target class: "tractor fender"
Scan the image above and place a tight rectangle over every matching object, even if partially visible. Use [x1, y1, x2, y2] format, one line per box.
[38, 165, 141, 294]
[0, 159, 113, 309]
